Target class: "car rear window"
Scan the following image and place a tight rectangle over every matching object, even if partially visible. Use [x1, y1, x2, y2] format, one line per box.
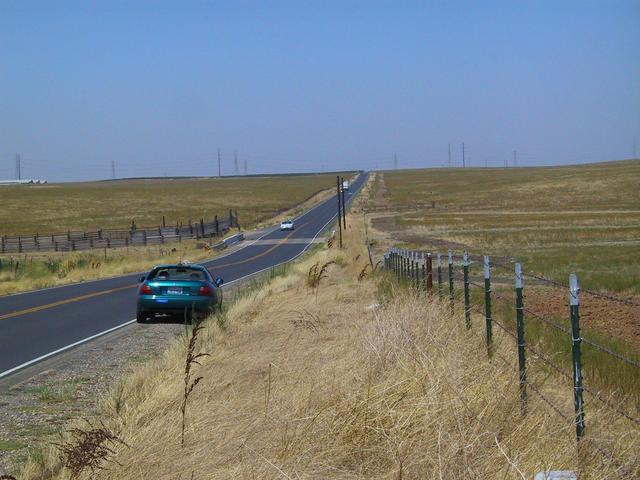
[147, 267, 207, 281]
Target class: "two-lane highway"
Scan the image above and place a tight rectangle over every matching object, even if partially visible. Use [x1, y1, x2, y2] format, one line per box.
[0, 173, 368, 377]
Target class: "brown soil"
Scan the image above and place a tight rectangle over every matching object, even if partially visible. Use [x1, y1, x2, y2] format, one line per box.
[525, 287, 640, 350]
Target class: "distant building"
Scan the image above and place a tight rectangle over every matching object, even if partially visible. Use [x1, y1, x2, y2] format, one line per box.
[0, 179, 48, 185]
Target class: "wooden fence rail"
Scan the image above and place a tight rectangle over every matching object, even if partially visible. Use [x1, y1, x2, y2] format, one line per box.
[0, 210, 239, 254]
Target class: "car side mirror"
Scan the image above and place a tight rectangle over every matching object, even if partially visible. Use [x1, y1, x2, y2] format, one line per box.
[139, 276, 146, 283]
[214, 277, 224, 287]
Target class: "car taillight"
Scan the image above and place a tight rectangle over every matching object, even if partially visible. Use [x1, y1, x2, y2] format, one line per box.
[198, 285, 214, 296]
[139, 284, 153, 295]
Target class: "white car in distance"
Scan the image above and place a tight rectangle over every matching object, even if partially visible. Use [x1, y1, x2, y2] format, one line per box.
[280, 219, 295, 231]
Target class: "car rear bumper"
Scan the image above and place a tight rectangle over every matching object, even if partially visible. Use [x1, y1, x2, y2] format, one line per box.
[137, 295, 215, 313]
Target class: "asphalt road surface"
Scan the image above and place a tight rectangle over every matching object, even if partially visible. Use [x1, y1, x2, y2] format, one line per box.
[0, 172, 368, 378]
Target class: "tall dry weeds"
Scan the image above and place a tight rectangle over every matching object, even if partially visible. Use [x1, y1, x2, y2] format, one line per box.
[180, 321, 209, 448]
[55, 421, 127, 478]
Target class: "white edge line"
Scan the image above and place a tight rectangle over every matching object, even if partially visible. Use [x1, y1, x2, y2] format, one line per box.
[0, 319, 137, 379]
[0, 173, 366, 380]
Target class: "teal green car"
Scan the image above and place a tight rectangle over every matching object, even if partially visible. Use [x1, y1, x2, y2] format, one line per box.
[136, 263, 223, 323]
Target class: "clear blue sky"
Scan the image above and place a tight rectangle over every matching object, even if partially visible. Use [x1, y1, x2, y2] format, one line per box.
[1, 1, 639, 181]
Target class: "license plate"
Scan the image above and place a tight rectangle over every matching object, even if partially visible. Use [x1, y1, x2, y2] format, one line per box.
[167, 287, 183, 295]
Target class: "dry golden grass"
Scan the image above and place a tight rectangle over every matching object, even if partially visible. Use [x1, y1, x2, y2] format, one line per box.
[0, 239, 216, 296]
[0, 173, 352, 236]
[376, 160, 640, 294]
[0, 181, 343, 296]
[18, 213, 638, 479]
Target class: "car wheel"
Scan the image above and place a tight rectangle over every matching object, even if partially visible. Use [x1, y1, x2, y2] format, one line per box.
[136, 310, 147, 323]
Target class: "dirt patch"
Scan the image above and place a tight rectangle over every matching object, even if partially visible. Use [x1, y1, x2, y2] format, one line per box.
[524, 288, 640, 350]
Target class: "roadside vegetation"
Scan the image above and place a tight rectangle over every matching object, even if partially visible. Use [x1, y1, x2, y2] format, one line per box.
[14, 181, 638, 479]
[0, 240, 214, 296]
[0, 172, 353, 236]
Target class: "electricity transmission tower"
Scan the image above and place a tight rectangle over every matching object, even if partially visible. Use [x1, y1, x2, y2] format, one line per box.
[394, 154, 398, 170]
[243, 158, 248, 175]
[217, 148, 221, 177]
[111, 160, 116, 179]
[15, 154, 21, 180]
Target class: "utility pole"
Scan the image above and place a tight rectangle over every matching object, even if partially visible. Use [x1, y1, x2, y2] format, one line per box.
[217, 148, 221, 177]
[448, 143, 451, 168]
[513, 150, 517, 167]
[394, 154, 398, 170]
[634, 136, 637, 158]
[15, 154, 21, 180]
[234, 150, 239, 176]
[243, 158, 247, 175]
[111, 160, 116, 179]
[336, 176, 342, 249]
[462, 143, 466, 168]
[340, 176, 346, 229]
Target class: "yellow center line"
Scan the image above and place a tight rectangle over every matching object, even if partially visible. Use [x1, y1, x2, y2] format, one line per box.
[213, 221, 309, 268]
[0, 284, 137, 321]
[0, 221, 311, 321]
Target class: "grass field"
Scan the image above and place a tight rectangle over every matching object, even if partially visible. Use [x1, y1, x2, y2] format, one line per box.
[16, 202, 638, 479]
[0, 173, 353, 236]
[375, 160, 640, 294]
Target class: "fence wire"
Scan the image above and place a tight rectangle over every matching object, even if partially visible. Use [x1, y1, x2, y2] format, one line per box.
[389, 253, 640, 466]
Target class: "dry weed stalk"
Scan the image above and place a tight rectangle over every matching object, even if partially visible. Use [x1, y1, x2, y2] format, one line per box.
[290, 309, 322, 332]
[306, 261, 335, 293]
[181, 321, 210, 448]
[55, 420, 127, 478]
[357, 263, 370, 281]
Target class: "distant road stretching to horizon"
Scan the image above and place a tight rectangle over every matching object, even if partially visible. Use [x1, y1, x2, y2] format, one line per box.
[0, 172, 368, 378]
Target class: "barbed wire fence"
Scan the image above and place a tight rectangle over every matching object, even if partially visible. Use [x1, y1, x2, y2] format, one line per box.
[382, 247, 639, 474]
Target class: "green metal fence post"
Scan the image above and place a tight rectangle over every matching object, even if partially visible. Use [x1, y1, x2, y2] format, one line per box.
[437, 253, 443, 299]
[448, 250, 454, 313]
[484, 255, 493, 357]
[515, 263, 527, 414]
[463, 251, 471, 329]
[570, 273, 585, 442]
